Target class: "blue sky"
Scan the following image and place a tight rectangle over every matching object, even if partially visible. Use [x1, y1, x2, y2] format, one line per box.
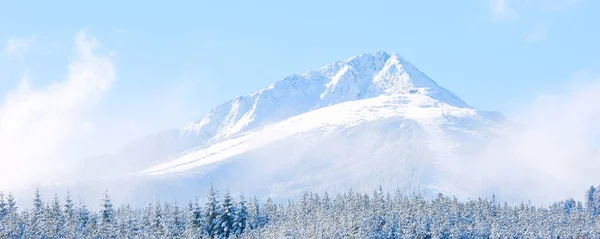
[0, 0, 599, 145]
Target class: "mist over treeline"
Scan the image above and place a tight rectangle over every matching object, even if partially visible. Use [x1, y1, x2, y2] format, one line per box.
[2, 185, 600, 238]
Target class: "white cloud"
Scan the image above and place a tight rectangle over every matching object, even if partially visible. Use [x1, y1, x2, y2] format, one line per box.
[0, 29, 115, 190]
[524, 25, 548, 43]
[3, 36, 35, 58]
[444, 72, 600, 204]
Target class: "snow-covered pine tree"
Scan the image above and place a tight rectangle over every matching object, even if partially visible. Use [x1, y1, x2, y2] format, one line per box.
[48, 194, 65, 238]
[0, 192, 6, 219]
[593, 185, 600, 217]
[203, 184, 221, 238]
[139, 201, 154, 238]
[76, 200, 92, 237]
[264, 197, 276, 226]
[27, 188, 47, 238]
[185, 198, 202, 238]
[157, 201, 182, 238]
[99, 190, 117, 238]
[247, 196, 263, 230]
[114, 204, 127, 237]
[170, 201, 186, 238]
[0, 192, 6, 237]
[6, 193, 16, 214]
[1, 193, 22, 238]
[233, 195, 248, 237]
[151, 201, 164, 237]
[217, 190, 235, 238]
[63, 191, 77, 238]
[186, 200, 194, 226]
[564, 198, 576, 215]
[586, 185, 596, 215]
[88, 211, 101, 238]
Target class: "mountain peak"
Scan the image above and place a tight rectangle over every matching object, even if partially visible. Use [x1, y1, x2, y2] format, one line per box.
[313, 50, 467, 107]
[346, 49, 390, 63]
[342, 50, 411, 70]
[183, 51, 470, 141]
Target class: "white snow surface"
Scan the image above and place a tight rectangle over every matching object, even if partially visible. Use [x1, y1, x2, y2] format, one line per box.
[141, 94, 489, 175]
[135, 50, 505, 200]
[180, 50, 469, 143]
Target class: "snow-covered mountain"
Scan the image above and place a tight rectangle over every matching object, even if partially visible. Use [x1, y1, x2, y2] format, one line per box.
[123, 51, 506, 201]
[179, 50, 476, 144]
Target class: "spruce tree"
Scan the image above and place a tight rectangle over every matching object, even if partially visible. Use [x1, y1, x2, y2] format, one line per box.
[48, 194, 65, 238]
[29, 188, 47, 238]
[0, 191, 7, 236]
[233, 195, 249, 237]
[77, 201, 91, 237]
[6, 193, 16, 213]
[0, 192, 6, 219]
[152, 201, 164, 237]
[203, 185, 221, 238]
[171, 202, 185, 238]
[140, 202, 154, 238]
[1, 193, 21, 238]
[63, 191, 77, 237]
[248, 196, 263, 230]
[192, 198, 203, 228]
[217, 190, 235, 238]
[119, 204, 139, 238]
[593, 185, 600, 217]
[100, 190, 116, 238]
[185, 199, 202, 238]
[586, 185, 596, 214]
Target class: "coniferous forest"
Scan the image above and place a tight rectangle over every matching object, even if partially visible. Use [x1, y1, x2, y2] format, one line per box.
[1, 186, 600, 238]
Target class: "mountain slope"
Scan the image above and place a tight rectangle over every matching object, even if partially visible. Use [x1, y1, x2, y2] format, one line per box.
[180, 50, 482, 145]
[128, 51, 505, 200]
[140, 94, 496, 175]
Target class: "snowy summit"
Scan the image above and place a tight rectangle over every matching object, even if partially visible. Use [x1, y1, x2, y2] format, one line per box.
[182, 51, 472, 142]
